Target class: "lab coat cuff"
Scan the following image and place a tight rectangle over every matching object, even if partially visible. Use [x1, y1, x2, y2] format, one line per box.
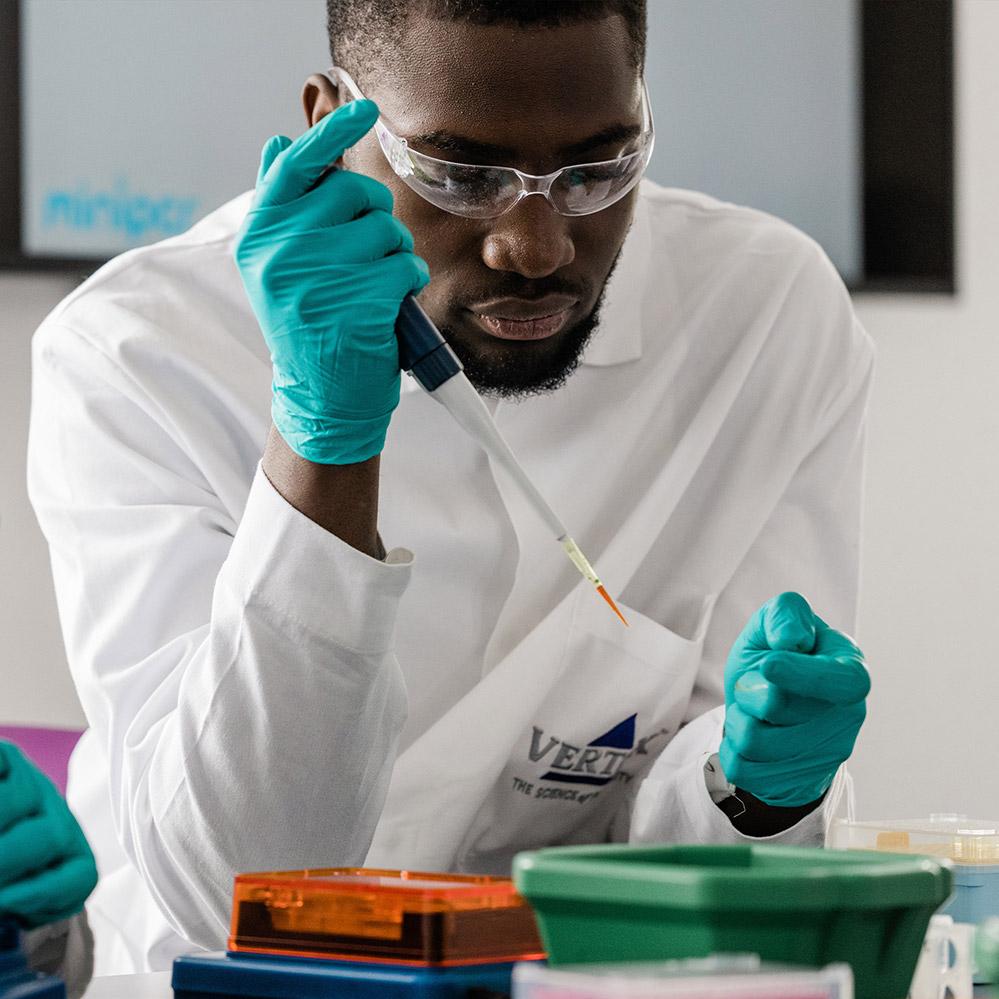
[631, 737, 830, 848]
[689, 751, 829, 845]
[221, 464, 414, 654]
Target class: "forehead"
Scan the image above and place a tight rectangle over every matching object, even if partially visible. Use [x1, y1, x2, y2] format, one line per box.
[364, 14, 639, 151]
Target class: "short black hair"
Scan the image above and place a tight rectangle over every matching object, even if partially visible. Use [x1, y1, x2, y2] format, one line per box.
[326, 0, 647, 85]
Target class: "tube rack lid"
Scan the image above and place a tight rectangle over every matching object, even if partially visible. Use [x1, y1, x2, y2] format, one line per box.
[228, 867, 545, 966]
[829, 815, 999, 864]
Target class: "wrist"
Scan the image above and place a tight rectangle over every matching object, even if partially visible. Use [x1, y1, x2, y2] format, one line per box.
[271, 391, 396, 467]
[705, 753, 826, 837]
[717, 785, 826, 837]
[261, 425, 382, 557]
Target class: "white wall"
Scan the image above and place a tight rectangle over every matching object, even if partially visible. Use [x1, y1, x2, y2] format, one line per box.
[0, 269, 83, 726]
[849, 0, 999, 819]
[1, 0, 997, 817]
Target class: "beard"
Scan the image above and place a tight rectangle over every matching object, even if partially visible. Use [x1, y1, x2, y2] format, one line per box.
[436, 245, 625, 401]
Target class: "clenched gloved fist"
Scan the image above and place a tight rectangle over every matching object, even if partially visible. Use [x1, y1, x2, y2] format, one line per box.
[720, 592, 870, 808]
[234, 98, 430, 465]
[0, 741, 97, 928]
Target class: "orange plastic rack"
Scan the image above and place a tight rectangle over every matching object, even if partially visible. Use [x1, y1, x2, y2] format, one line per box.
[228, 868, 546, 967]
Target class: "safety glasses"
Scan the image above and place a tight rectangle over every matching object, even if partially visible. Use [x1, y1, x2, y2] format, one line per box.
[326, 65, 655, 219]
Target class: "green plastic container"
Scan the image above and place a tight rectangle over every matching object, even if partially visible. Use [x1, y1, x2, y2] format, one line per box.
[977, 918, 999, 994]
[513, 844, 953, 999]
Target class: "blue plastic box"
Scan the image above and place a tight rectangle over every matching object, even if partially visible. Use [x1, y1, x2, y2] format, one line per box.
[947, 863, 999, 925]
[0, 922, 64, 999]
[172, 951, 526, 998]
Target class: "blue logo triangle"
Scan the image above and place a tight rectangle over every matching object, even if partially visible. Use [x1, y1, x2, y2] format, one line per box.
[588, 713, 636, 750]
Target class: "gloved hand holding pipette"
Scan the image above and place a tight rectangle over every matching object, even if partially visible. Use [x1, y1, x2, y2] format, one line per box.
[720, 592, 870, 808]
[233, 98, 430, 465]
[235, 97, 626, 621]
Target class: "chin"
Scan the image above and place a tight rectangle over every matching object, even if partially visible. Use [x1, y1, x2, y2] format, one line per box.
[440, 310, 597, 400]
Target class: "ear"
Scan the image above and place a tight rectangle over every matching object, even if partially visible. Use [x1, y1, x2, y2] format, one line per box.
[301, 72, 342, 129]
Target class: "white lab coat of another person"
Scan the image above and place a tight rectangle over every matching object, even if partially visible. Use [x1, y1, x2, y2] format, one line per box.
[27, 179, 874, 974]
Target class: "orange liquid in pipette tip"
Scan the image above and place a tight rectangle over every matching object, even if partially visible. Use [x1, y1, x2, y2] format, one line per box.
[597, 585, 629, 627]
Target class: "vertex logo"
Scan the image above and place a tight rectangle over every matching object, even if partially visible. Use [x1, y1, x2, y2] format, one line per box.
[510, 717, 670, 804]
[530, 714, 639, 786]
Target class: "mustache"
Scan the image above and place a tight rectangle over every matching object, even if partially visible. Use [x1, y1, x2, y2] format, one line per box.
[456, 282, 589, 305]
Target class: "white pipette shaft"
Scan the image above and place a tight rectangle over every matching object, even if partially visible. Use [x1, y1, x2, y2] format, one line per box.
[431, 375, 616, 596]
[395, 294, 626, 624]
[432, 375, 567, 539]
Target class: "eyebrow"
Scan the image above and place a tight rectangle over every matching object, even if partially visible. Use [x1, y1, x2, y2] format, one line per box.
[406, 122, 642, 161]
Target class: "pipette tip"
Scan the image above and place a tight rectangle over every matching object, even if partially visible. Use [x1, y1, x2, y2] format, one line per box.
[597, 585, 629, 627]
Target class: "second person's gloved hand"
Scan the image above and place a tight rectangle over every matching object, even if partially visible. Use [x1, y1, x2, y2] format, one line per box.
[0, 741, 97, 928]
[720, 592, 870, 808]
[234, 99, 430, 465]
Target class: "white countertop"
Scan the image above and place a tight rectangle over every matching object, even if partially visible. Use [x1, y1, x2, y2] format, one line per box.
[82, 972, 172, 997]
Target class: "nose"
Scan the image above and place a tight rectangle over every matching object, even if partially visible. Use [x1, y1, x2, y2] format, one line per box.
[481, 193, 575, 279]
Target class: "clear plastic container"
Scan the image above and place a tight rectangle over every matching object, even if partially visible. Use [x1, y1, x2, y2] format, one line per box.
[512, 956, 853, 999]
[829, 815, 999, 864]
[908, 915, 974, 999]
[976, 917, 999, 992]
[829, 815, 999, 927]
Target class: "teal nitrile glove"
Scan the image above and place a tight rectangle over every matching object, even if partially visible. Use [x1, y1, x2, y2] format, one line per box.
[234, 98, 430, 464]
[720, 592, 870, 808]
[0, 741, 97, 928]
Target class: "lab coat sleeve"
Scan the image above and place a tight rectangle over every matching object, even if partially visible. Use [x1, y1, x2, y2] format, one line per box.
[628, 300, 875, 847]
[27, 323, 412, 949]
[23, 912, 94, 999]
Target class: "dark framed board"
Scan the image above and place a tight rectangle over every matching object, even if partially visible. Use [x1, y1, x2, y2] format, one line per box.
[0, 0, 954, 293]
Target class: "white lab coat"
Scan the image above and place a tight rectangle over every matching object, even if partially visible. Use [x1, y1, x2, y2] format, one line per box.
[27, 180, 874, 975]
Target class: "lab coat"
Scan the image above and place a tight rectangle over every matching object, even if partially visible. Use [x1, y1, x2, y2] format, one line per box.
[27, 179, 874, 974]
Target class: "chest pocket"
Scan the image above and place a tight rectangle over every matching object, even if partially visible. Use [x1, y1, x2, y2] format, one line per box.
[453, 588, 717, 874]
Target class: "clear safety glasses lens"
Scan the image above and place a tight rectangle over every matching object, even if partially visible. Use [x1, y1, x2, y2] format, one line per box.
[405, 156, 524, 218]
[400, 145, 651, 219]
[550, 151, 650, 216]
[329, 66, 654, 219]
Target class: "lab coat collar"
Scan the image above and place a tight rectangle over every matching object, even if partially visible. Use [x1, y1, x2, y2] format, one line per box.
[578, 179, 651, 368]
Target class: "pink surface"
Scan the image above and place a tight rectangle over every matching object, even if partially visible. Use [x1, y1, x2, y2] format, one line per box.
[0, 725, 84, 796]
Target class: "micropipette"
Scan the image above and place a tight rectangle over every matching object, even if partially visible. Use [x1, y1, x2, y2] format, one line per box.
[395, 295, 628, 626]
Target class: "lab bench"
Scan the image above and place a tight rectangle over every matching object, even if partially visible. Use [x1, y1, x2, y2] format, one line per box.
[74, 970, 999, 998]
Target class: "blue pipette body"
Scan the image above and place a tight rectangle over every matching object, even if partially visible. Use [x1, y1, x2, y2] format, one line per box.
[395, 295, 463, 391]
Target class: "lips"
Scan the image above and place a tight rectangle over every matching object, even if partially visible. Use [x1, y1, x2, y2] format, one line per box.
[468, 295, 578, 341]
[473, 311, 572, 340]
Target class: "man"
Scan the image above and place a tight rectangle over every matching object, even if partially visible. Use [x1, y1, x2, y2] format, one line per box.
[0, 740, 96, 997]
[27, 0, 873, 976]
